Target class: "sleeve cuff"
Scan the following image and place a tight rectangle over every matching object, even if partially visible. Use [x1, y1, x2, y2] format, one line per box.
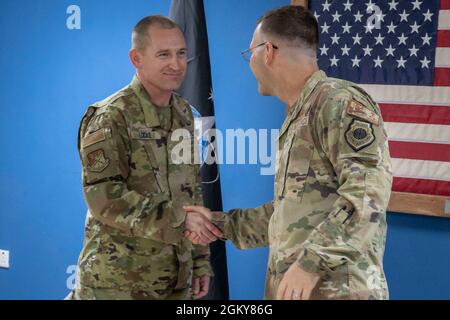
[296, 249, 327, 277]
[193, 261, 214, 277]
[210, 211, 229, 240]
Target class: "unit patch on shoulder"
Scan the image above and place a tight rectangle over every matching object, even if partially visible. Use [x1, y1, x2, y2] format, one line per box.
[87, 149, 110, 172]
[346, 100, 380, 126]
[345, 119, 375, 152]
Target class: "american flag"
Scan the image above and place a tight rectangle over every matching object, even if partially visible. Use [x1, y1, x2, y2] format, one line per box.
[310, 0, 450, 199]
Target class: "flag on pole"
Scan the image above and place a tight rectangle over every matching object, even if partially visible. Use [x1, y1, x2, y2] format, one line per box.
[169, 0, 229, 300]
[310, 0, 450, 201]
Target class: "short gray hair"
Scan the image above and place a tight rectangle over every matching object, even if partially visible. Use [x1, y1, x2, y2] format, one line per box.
[257, 6, 319, 51]
[132, 15, 181, 50]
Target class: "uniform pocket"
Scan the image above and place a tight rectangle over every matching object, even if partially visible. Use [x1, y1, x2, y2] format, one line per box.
[101, 235, 179, 290]
[282, 134, 314, 201]
[129, 127, 167, 193]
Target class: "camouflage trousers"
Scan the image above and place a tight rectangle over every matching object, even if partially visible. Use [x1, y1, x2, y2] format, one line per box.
[67, 286, 191, 300]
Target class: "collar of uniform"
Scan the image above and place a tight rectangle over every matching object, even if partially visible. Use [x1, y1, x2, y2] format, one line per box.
[296, 70, 327, 110]
[171, 94, 194, 131]
[278, 70, 327, 140]
[130, 75, 161, 128]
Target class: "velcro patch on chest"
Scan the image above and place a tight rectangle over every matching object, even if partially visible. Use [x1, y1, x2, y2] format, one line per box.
[138, 128, 161, 140]
[139, 128, 153, 139]
[346, 100, 380, 126]
[345, 119, 375, 152]
[87, 149, 110, 172]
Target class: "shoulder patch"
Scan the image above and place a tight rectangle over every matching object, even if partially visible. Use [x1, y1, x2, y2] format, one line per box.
[86, 149, 110, 172]
[346, 100, 380, 126]
[81, 128, 106, 149]
[345, 119, 375, 152]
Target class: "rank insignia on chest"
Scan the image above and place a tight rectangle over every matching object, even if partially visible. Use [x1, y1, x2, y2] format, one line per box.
[139, 128, 154, 140]
[345, 119, 375, 152]
[87, 149, 110, 172]
[299, 116, 309, 127]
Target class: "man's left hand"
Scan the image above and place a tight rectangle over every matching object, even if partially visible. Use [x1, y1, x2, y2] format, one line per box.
[192, 275, 210, 299]
[276, 263, 320, 300]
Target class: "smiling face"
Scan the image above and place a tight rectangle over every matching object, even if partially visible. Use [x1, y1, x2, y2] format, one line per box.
[134, 26, 187, 95]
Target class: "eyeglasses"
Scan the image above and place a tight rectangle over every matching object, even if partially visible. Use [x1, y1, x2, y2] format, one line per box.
[241, 42, 278, 61]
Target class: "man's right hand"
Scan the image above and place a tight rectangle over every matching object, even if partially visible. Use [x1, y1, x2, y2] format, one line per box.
[183, 205, 223, 246]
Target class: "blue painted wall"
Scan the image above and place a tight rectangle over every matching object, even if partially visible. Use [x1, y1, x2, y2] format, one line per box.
[0, 0, 449, 300]
[385, 213, 450, 299]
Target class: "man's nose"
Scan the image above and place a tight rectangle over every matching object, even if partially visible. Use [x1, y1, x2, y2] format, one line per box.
[169, 56, 183, 71]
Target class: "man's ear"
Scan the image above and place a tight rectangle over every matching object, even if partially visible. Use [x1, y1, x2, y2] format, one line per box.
[129, 49, 141, 68]
[264, 42, 276, 66]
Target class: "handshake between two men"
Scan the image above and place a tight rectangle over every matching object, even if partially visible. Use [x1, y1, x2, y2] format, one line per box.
[181, 205, 323, 300]
[182, 206, 223, 246]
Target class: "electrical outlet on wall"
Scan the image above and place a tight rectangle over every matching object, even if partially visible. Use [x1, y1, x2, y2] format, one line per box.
[0, 250, 10, 269]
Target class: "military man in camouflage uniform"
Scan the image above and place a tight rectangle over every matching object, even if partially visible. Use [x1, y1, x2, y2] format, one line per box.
[71, 16, 213, 300]
[184, 6, 392, 300]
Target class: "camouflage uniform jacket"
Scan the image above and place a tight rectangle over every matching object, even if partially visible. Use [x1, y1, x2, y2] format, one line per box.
[76, 75, 212, 295]
[213, 70, 392, 299]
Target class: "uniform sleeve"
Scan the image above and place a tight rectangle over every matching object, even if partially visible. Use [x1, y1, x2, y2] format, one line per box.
[191, 161, 213, 277]
[296, 94, 392, 276]
[210, 201, 274, 249]
[79, 107, 184, 245]
[192, 243, 213, 277]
